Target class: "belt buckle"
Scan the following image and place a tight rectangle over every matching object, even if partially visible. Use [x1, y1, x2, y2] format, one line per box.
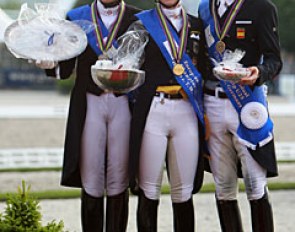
[215, 87, 224, 98]
[159, 92, 165, 104]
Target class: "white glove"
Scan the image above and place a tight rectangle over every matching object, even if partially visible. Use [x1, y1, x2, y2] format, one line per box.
[32, 60, 58, 69]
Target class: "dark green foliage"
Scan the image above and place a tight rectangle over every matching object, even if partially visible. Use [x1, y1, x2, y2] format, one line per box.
[2, 181, 42, 230]
[0, 181, 65, 232]
[73, 0, 92, 7]
[56, 76, 75, 95]
[74, 0, 154, 9]
[125, 0, 154, 9]
[272, 0, 295, 53]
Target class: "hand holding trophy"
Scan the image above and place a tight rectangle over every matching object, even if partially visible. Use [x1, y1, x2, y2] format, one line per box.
[213, 49, 251, 82]
[34, 59, 58, 69]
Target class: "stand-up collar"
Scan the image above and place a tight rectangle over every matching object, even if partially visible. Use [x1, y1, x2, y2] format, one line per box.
[97, 0, 120, 16]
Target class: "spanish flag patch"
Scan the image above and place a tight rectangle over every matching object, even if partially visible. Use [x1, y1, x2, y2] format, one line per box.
[236, 27, 245, 39]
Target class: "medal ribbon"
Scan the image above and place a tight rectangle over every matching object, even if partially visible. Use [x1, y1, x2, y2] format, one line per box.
[212, 0, 245, 41]
[91, 0, 126, 53]
[156, 3, 188, 64]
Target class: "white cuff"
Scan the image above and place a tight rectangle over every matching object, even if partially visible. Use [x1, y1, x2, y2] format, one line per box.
[55, 65, 61, 80]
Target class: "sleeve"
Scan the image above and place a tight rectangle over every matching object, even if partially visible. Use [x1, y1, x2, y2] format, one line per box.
[45, 57, 76, 80]
[197, 20, 212, 81]
[255, 1, 283, 85]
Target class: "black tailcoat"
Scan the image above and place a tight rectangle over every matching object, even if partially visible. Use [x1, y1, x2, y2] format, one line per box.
[203, 0, 283, 177]
[46, 4, 140, 187]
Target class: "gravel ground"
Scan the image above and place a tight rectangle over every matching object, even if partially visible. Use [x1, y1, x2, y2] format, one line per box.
[0, 191, 294, 232]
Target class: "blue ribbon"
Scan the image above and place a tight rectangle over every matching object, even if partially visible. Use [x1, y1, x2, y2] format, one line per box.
[67, 5, 117, 56]
[137, 10, 204, 125]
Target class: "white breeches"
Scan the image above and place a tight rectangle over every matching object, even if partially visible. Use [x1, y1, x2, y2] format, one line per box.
[139, 96, 199, 203]
[80, 93, 130, 197]
[204, 95, 267, 201]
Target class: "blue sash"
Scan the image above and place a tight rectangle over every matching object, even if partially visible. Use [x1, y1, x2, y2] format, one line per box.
[136, 10, 204, 125]
[199, 0, 273, 148]
[67, 5, 116, 56]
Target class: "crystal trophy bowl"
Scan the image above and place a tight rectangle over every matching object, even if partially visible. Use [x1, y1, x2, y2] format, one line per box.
[213, 63, 251, 82]
[91, 61, 145, 93]
[213, 49, 251, 82]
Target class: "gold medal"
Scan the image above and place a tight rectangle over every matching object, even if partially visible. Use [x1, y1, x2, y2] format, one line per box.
[173, 63, 185, 76]
[156, 4, 188, 77]
[216, 41, 226, 53]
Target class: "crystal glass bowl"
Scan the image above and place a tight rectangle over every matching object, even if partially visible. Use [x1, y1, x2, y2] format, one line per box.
[91, 67, 145, 93]
[213, 63, 250, 82]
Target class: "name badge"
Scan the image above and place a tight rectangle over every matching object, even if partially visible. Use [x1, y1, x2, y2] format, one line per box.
[235, 20, 252, 25]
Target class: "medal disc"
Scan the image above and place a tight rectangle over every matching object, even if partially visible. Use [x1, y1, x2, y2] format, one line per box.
[173, 64, 185, 76]
[216, 41, 226, 53]
[98, 53, 109, 60]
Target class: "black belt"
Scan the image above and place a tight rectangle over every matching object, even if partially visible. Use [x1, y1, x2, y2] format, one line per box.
[155, 92, 183, 99]
[204, 88, 228, 99]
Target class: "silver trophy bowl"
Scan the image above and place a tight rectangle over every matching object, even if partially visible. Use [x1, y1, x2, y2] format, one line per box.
[4, 17, 87, 61]
[91, 67, 145, 93]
